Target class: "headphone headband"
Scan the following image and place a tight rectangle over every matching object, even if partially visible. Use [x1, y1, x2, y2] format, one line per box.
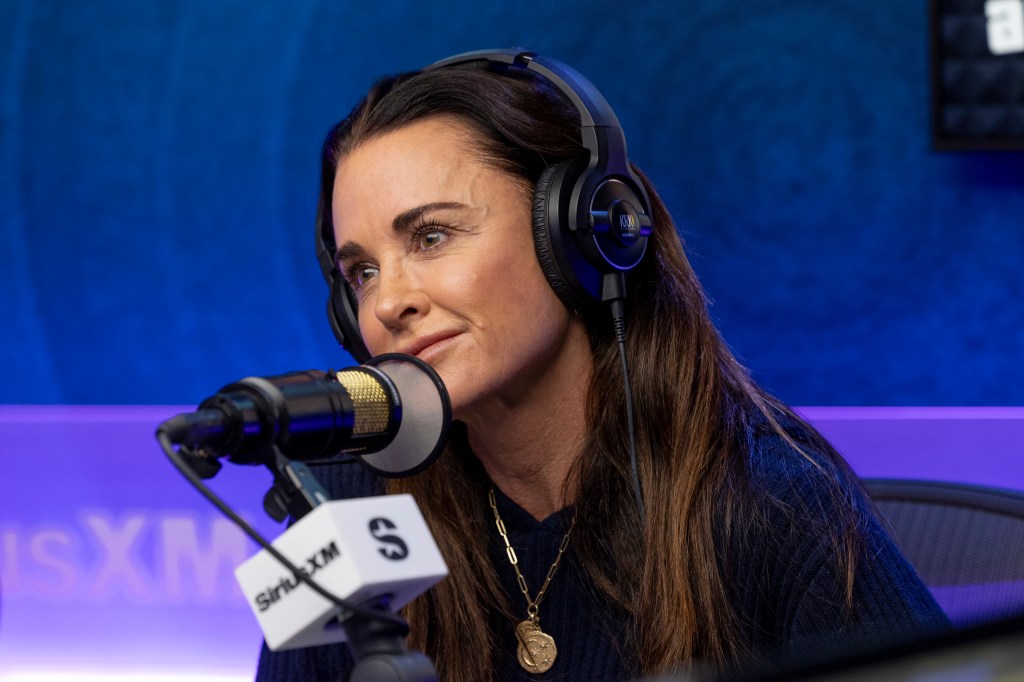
[427, 51, 634, 182]
[429, 50, 619, 128]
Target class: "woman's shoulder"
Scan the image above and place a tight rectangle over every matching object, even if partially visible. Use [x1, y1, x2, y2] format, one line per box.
[725, 406, 881, 569]
[740, 409, 859, 508]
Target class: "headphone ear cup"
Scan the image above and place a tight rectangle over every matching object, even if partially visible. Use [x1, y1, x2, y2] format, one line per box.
[532, 162, 583, 309]
[327, 275, 372, 363]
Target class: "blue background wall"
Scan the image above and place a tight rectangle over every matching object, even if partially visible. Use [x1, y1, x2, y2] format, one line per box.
[2, 0, 1022, 407]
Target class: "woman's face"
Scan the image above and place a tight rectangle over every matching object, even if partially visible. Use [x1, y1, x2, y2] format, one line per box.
[331, 116, 589, 422]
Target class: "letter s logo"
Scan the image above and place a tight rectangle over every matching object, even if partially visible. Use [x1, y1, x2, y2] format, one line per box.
[368, 517, 409, 560]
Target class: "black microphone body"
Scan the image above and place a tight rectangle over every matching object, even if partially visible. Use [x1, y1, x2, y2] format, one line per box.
[158, 354, 450, 477]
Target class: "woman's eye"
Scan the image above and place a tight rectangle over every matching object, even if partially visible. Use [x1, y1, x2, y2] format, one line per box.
[345, 264, 378, 289]
[358, 266, 378, 285]
[417, 229, 446, 250]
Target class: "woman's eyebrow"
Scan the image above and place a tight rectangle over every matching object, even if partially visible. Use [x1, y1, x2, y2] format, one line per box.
[333, 241, 365, 266]
[334, 201, 468, 265]
[391, 201, 467, 233]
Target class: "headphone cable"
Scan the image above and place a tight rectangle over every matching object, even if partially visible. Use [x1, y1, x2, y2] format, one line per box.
[609, 297, 646, 524]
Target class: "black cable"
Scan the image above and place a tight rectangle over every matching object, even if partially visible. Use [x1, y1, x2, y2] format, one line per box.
[609, 298, 646, 523]
[156, 429, 408, 629]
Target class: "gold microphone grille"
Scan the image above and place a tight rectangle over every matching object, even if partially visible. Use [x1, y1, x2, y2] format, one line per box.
[334, 370, 391, 435]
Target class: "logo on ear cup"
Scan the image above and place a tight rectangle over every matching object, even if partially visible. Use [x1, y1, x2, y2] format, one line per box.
[586, 179, 651, 273]
[609, 200, 641, 244]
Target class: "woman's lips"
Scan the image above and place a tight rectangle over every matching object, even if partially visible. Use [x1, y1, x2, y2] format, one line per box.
[399, 331, 461, 360]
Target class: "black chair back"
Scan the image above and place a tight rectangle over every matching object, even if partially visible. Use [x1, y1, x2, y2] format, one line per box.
[863, 478, 1024, 627]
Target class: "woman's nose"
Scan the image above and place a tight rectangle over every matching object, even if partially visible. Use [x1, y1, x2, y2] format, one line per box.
[372, 267, 429, 332]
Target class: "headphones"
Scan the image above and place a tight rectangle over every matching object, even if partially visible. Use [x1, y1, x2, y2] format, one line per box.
[316, 49, 654, 363]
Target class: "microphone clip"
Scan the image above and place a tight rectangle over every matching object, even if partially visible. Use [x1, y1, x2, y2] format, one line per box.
[261, 444, 332, 523]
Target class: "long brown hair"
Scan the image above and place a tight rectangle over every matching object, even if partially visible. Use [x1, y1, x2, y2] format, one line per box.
[318, 64, 865, 680]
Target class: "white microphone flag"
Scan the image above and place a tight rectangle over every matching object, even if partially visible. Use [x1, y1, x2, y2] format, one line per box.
[234, 494, 448, 651]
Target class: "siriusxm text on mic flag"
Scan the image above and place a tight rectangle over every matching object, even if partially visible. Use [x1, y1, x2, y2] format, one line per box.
[235, 494, 448, 651]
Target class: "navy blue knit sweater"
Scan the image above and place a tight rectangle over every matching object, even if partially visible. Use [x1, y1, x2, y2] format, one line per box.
[255, 427, 949, 681]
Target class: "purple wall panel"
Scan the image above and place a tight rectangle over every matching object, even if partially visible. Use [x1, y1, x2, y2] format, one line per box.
[1, 405, 1022, 678]
[0, 406, 280, 680]
[799, 406, 1024, 490]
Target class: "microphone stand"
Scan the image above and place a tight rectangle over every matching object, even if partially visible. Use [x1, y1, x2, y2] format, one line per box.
[259, 446, 439, 682]
[340, 597, 438, 682]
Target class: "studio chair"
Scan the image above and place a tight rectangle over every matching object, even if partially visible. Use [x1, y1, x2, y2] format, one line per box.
[862, 478, 1024, 628]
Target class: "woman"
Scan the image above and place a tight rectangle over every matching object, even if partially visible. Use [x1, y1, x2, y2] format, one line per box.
[258, 51, 948, 681]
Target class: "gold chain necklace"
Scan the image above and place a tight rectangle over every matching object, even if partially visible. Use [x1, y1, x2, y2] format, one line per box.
[488, 488, 577, 674]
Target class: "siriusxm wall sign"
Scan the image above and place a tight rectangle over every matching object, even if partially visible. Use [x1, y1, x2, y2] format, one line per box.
[0, 406, 279, 680]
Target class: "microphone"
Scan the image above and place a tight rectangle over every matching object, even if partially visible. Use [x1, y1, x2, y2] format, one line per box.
[157, 353, 450, 477]
[234, 493, 448, 652]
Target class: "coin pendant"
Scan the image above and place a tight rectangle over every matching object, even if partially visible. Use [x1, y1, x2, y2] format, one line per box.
[515, 620, 557, 673]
